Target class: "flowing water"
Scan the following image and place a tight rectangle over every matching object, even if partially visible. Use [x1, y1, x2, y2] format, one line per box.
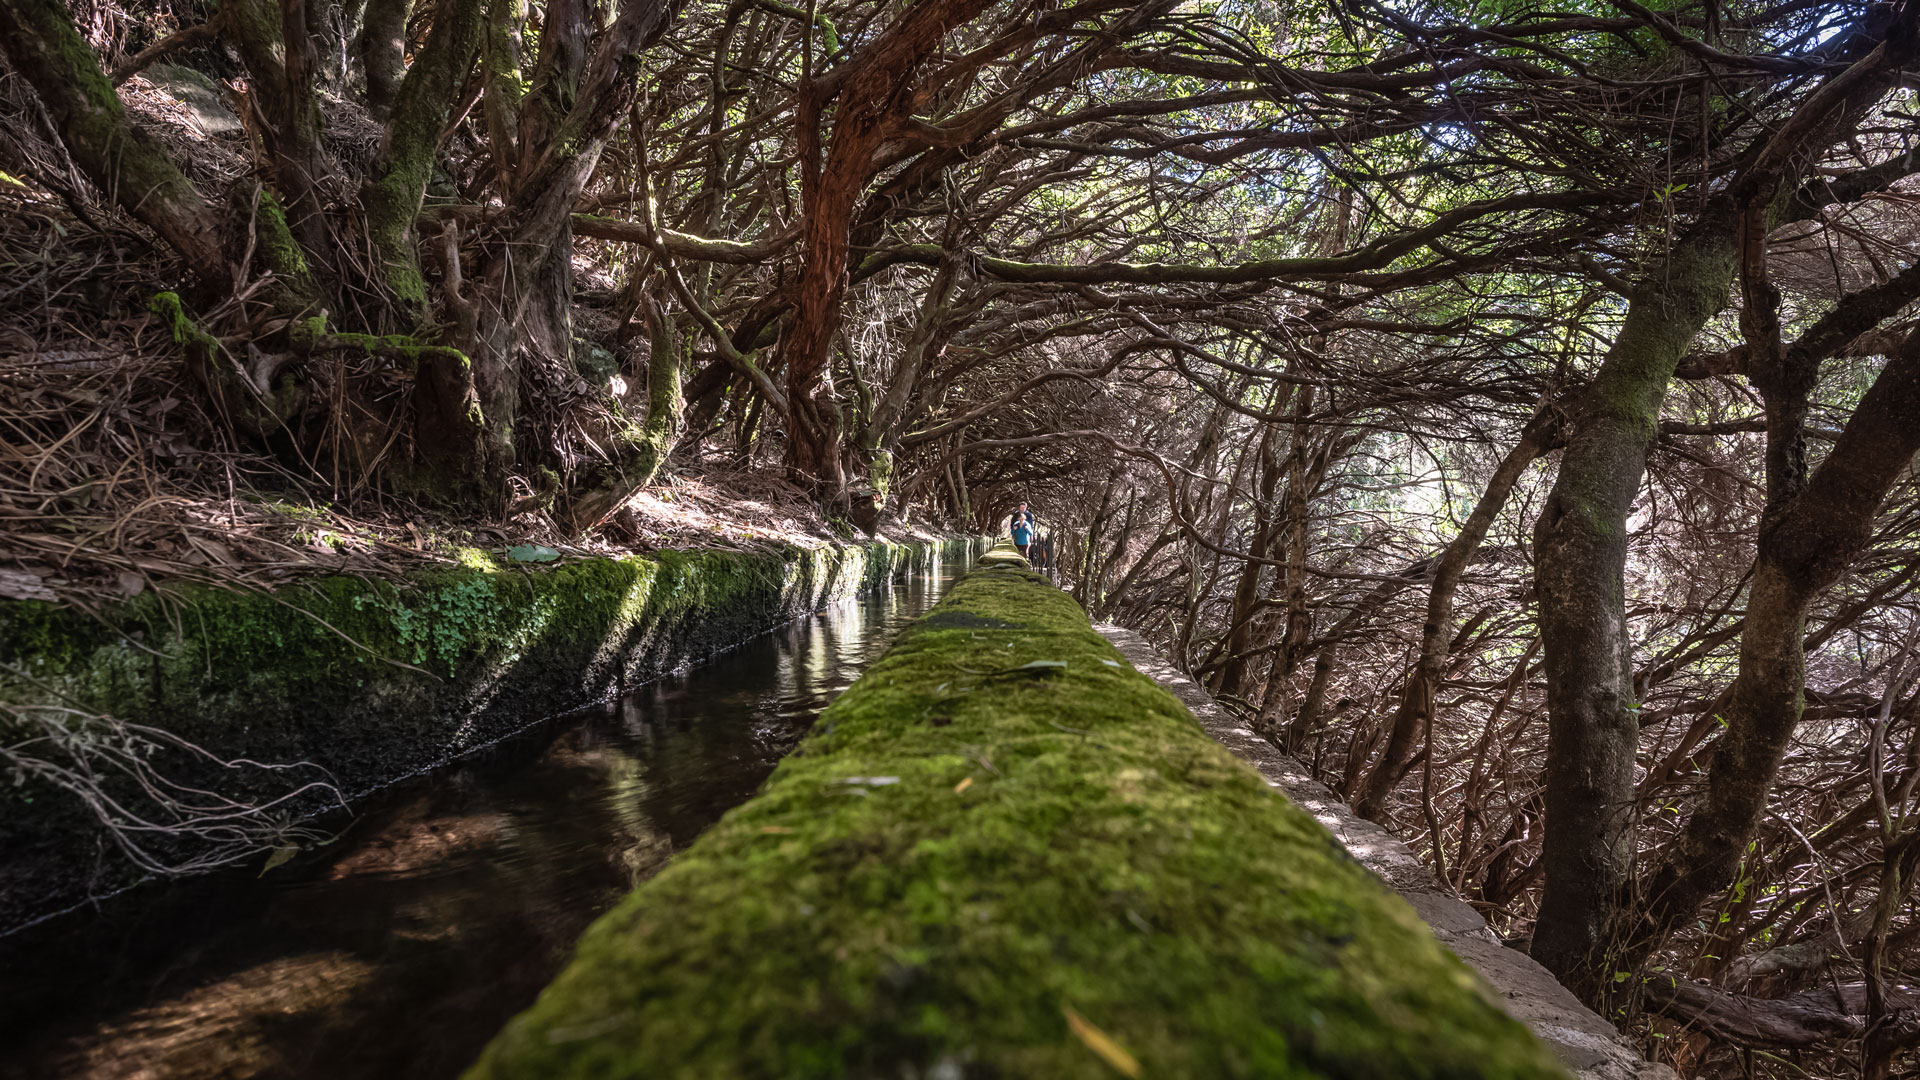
[0, 554, 965, 1079]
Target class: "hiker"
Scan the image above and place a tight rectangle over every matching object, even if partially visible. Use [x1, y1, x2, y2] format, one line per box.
[1009, 502, 1037, 559]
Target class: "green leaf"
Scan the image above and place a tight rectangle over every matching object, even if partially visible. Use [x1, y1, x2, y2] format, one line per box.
[507, 544, 560, 562]
[260, 845, 299, 875]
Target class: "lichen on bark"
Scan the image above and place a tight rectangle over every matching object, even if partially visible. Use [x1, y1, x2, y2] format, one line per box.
[152, 292, 307, 437]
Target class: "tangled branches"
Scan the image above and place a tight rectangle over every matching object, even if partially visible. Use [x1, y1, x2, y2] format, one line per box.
[2, 692, 345, 879]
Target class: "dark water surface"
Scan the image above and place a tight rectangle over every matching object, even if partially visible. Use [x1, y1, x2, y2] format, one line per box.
[0, 555, 964, 1079]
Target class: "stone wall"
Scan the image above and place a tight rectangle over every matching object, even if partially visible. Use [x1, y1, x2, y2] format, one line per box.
[0, 536, 978, 932]
[467, 550, 1568, 1079]
[1095, 623, 1677, 1080]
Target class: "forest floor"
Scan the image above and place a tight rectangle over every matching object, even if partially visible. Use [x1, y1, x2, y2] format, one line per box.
[0, 170, 939, 610]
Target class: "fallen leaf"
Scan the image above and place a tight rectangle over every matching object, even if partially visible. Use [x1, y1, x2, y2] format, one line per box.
[114, 571, 146, 597]
[190, 536, 236, 564]
[259, 845, 298, 876]
[1063, 1007, 1140, 1078]
[954, 776, 973, 794]
[507, 544, 561, 562]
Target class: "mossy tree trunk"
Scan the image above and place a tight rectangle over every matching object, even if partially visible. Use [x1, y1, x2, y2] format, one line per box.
[1624, 219, 1920, 975]
[0, 0, 224, 275]
[460, 0, 676, 512]
[0, 0, 680, 516]
[637, 298, 685, 481]
[1529, 28, 1917, 1004]
[566, 289, 685, 531]
[365, 0, 487, 319]
[1528, 209, 1739, 1005]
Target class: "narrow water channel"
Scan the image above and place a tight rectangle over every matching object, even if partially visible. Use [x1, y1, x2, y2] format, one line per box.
[0, 555, 964, 1080]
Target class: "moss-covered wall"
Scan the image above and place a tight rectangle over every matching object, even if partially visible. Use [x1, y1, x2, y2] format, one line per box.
[466, 544, 1569, 1080]
[0, 536, 980, 932]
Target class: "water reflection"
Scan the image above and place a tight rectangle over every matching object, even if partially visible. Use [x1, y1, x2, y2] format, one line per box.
[0, 556, 959, 1080]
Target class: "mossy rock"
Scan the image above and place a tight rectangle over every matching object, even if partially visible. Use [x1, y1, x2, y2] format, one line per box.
[574, 338, 620, 380]
[466, 543, 1568, 1080]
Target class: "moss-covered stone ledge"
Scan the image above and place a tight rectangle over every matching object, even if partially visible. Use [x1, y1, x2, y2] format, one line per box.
[0, 536, 978, 932]
[466, 545, 1569, 1079]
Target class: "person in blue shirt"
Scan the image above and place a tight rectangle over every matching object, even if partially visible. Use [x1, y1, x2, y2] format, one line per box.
[1009, 502, 1036, 559]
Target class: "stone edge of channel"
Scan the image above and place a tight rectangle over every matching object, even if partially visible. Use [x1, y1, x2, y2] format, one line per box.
[1093, 623, 1680, 1080]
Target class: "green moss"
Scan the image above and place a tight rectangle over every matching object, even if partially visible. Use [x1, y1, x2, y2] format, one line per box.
[454, 546, 500, 571]
[153, 292, 307, 435]
[869, 448, 894, 501]
[250, 498, 329, 521]
[0, 599, 109, 677]
[150, 291, 217, 351]
[466, 544, 1568, 1080]
[366, 165, 431, 309]
[1, 537, 976, 931]
[252, 190, 315, 300]
[364, 0, 487, 315]
[0, 539, 956, 724]
[289, 314, 474, 371]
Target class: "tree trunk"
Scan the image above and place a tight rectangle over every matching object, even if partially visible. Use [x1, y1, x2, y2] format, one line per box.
[1530, 208, 1738, 1005]
[1215, 424, 1279, 697]
[1641, 977, 1919, 1051]
[1528, 20, 1920, 999]
[358, 0, 410, 117]
[779, 0, 996, 501]
[0, 0, 223, 274]
[860, 254, 958, 507]
[365, 0, 487, 319]
[566, 290, 684, 530]
[456, 0, 676, 506]
[1630, 327, 1920, 962]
